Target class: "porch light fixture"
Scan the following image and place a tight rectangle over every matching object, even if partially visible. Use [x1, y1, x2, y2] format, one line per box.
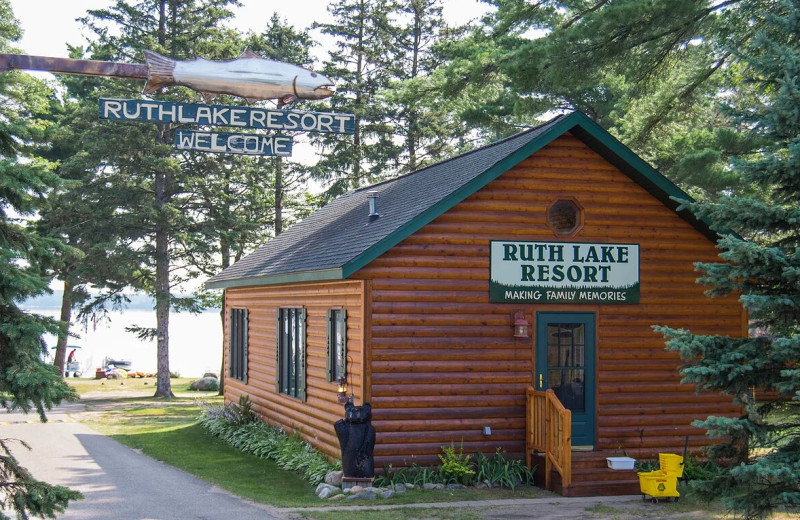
[336, 375, 349, 404]
[513, 311, 530, 338]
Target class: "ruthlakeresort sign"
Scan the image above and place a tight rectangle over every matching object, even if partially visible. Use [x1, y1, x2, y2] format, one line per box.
[489, 241, 640, 304]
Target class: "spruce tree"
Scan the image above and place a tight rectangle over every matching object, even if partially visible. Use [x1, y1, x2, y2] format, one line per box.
[0, 0, 81, 516]
[657, 2, 800, 517]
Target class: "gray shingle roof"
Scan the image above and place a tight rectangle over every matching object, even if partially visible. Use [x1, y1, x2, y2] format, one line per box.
[206, 111, 708, 290]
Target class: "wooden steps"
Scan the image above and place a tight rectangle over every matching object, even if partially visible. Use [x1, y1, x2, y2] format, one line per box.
[532, 451, 641, 497]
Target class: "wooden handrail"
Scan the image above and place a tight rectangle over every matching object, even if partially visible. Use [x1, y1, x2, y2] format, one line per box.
[526, 387, 572, 492]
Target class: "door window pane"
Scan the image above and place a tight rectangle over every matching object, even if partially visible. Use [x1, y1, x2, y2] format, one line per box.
[546, 323, 585, 412]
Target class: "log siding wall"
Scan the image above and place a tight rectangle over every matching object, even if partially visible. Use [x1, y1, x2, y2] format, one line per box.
[353, 133, 744, 467]
[223, 280, 364, 458]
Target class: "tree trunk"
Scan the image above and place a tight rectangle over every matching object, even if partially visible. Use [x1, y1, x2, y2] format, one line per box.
[153, 123, 173, 399]
[218, 289, 226, 396]
[53, 278, 74, 377]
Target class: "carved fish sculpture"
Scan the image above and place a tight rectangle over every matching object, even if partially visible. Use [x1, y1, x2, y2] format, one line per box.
[142, 49, 334, 104]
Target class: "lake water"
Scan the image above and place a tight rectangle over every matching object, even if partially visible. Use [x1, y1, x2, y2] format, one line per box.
[36, 309, 223, 378]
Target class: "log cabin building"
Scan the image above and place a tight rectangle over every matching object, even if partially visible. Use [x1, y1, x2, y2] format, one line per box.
[205, 111, 745, 496]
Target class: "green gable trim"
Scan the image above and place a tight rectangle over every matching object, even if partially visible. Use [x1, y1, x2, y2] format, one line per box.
[205, 267, 343, 290]
[567, 117, 718, 241]
[343, 111, 715, 278]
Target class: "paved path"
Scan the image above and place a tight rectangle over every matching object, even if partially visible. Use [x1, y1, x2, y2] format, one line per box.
[2, 402, 284, 520]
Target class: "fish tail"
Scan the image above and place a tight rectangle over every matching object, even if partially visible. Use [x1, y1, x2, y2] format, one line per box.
[142, 50, 175, 94]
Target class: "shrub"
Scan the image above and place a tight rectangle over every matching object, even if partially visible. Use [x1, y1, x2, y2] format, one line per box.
[439, 443, 476, 485]
[203, 394, 257, 426]
[636, 458, 659, 472]
[682, 455, 724, 482]
[474, 448, 534, 491]
[199, 397, 340, 485]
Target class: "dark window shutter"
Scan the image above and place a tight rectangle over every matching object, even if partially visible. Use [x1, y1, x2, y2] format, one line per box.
[228, 308, 235, 379]
[242, 309, 249, 384]
[299, 307, 307, 401]
[275, 308, 281, 393]
[326, 309, 333, 382]
[340, 309, 348, 378]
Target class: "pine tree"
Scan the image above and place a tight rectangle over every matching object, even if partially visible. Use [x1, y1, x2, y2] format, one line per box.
[73, 0, 243, 398]
[438, 0, 769, 197]
[313, 0, 399, 196]
[0, 0, 82, 516]
[657, 2, 800, 517]
[384, 0, 468, 173]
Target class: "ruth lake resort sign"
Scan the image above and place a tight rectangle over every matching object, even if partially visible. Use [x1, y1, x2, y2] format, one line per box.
[489, 241, 640, 304]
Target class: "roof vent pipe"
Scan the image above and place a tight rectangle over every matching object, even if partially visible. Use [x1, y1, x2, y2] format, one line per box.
[367, 191, 379, 218]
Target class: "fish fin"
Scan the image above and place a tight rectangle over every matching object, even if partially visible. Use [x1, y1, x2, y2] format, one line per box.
[201, 92, 217, 103]
[280, 94, 297, 105]
[240, 48, 261, 59]
[142, 49, 176, 94]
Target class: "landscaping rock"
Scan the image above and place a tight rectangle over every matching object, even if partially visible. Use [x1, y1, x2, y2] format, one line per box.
[446, 483, 464, 490]
[404, 483, 416, 489]
[328, 493, 346, 501]
[347, 485, 364, 494]
[475, 482, 489, 489]
[423, 483, 445, 491]
[203, 372, 218, 379]
[346, 490, 376, 500]
[324, 470, 343, 487]
[318, 487, 336, 499]
[381, 489, 395, 499]
[315, 483, 339, 499]
[392, 483, 407, 494]
[190, 377, 219, 391]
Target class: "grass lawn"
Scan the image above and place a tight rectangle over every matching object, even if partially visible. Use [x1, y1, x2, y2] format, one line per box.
[70, 381, 791, 518]
[81, 396, 551, 508]
[80, 395, 318, 507]
[72, 380, 551, 508]
[68, 376, 202, 396]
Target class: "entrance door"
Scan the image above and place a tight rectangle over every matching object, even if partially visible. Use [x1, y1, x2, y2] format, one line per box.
[535, 312, 596, 448]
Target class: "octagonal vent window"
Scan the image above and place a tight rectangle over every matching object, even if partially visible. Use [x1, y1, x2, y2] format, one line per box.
[547, 199, 583, 236]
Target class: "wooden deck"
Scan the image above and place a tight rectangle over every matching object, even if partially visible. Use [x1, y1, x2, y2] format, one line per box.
[527, 387, 641, 497]
[531, 451, 640, 496]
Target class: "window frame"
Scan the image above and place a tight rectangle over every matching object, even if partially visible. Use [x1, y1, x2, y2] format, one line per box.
[229, 307, 248, 383]
[275, 307, 307, 401]
[546, 197, 585, 237]
[326, 308, 348, 383]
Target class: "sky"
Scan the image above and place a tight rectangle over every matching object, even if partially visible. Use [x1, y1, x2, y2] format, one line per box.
[9, 0, 490, 59]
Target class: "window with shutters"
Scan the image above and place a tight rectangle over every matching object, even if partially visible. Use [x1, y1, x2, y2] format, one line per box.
[326, 309, 347, 382]
[276, 307, 307, 400]
[229, 308, 248, 382]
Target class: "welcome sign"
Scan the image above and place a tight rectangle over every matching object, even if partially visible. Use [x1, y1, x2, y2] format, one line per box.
[489, 241, 640, 304]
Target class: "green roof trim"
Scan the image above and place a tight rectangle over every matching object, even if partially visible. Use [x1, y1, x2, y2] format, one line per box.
[205, 268, 343, 290]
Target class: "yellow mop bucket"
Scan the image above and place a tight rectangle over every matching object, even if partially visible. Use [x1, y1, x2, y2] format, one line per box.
[638, 470, 679, 503]
[659, 453, 684, 478]
[639, 453, 684, 503]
